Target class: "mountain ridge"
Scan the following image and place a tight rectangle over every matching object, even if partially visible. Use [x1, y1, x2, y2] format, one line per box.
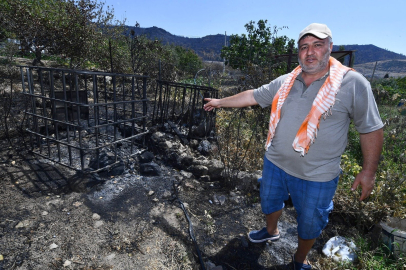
[127, 26, 406, 69]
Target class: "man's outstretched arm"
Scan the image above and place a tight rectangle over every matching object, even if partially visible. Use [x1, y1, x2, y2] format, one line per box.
[351, 128, 384, 201]
[203, 90, 258, 111]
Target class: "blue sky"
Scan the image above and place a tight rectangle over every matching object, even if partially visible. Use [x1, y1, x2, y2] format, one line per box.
[103, 0, 406, 56]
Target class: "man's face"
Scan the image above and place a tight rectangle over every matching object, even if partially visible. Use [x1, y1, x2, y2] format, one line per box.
[298, 35, 333, 75]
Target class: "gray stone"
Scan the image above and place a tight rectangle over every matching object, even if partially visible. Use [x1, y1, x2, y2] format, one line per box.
[199, 175, 211, 182]
[207, 159, 224, 179]
[162, 190, 172, 199]
[213, 194, 226, 205]
[187, 165, 208, 177]
[151, 132, 165, 143]
[180, 170, 193, 178]
[197, 140, 211, 155]
[139, 151, 154, 163]
[140, 162, 161, 176]
[159, 140, 173, 150]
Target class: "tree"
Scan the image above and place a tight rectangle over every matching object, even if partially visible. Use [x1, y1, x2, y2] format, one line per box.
[53, 0, 121, 68]
[0, 0, 119, 67]
[173, 46, 203, 77]
[221, 20, 295, 85]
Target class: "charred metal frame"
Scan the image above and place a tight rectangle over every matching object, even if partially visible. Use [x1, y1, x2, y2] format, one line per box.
[152, 80, 218, 140]
[20, 66, 149, 172]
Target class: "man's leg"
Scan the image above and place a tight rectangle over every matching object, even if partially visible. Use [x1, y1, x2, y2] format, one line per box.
[266, 209, 282, 235]
[295, 237, 316, 264]
[248, 209, 282, 242]
[288, 175, 339, 267]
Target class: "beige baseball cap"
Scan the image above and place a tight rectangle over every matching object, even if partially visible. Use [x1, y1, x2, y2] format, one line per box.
[298, 23, 332, 42]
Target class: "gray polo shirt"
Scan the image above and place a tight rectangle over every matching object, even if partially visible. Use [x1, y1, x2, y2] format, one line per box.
[253, 70, 383, 182]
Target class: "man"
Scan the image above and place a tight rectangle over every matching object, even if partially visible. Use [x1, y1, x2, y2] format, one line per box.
[203, 23, 383, 270]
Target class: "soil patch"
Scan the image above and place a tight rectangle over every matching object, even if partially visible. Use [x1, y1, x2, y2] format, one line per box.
[0, 135, 359, 270]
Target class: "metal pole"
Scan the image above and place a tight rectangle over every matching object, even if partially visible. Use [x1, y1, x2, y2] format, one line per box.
[109, 39, 113, 73]
[371, 61, 378, 81]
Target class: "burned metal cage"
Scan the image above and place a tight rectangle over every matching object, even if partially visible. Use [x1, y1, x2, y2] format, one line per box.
[152, 80, 218, 141]
[20, 66, 149, 172]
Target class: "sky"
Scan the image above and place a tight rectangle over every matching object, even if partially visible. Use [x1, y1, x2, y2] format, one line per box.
[103, 0, 406, 56]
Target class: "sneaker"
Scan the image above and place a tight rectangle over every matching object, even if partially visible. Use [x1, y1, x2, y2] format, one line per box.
[285, 255, 312, 270]
[247, 227, 280, 243]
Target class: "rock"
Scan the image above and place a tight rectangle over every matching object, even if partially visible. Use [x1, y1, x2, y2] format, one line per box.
[162, 190, 171, 199]
[205, 261, 216, 269]
[167, 150, 194, 170]
[181, 154, 194, 167]
[187, 164, 208, 177]
[41, 211, 48, 216]
[63, 260, 71, 267]
[106, 160, 125, 176]
[233, 171, 262, 190]
[94, 220, 104, 228]
[92, 213, 101, 220]
[200, 175, 211, 182]
[213, 195, 226, 205]
[207, 159, 224, 179]
[180, 170, 193, 179]
[193, 156, 210, 166]
[184, 181, 196, 190]
[151, 132, 165, 144]
[88, 152, 125, 176]
[230, 195, 242, 204]
[50, 243, 58, 249]
[140, 162, 161, 176]
[148, 190, 155, 196]
[189, 139, 199, 149]
[159, 140, 173, 150]
[139, 151, 154, 163]
[106, 253, 116, 260]
[197, 140, 211, 155]
[15, 220, 30, 228]
[46, 199, 62, 207]
[72, 201, 82, 207]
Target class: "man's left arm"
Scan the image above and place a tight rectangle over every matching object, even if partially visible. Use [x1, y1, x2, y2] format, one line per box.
[351, 128, 384, 201]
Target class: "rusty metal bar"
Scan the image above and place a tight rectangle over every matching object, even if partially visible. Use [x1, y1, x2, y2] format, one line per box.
[19, 66, 149, 173]
[153, 80, 218, 140]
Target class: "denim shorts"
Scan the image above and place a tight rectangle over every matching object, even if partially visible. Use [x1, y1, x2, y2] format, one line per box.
[259, 157, 339, 240]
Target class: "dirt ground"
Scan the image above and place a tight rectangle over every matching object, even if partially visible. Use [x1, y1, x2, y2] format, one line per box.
[0, 133, 363, 270]
[0, 57, 366, 270]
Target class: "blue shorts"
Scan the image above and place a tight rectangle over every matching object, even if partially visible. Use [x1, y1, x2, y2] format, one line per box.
[259, 157, 338, 240]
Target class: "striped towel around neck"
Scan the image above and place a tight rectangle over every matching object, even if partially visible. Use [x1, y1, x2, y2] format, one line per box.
[265, 56, 353, 156]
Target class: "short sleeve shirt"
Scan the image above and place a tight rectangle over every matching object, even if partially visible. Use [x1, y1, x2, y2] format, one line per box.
[253, 70, 383, 182]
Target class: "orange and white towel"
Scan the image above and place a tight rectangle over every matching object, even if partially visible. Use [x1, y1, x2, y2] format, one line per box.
[265, 57, 353, 156]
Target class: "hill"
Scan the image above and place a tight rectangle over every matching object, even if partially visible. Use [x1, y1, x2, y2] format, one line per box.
[332, 44, 406, 65]
[128, 26, 228, 61]
[127, 26, 406, 76]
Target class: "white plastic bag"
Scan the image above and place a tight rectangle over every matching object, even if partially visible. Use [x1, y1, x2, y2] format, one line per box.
[322, 236, 357, 262]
